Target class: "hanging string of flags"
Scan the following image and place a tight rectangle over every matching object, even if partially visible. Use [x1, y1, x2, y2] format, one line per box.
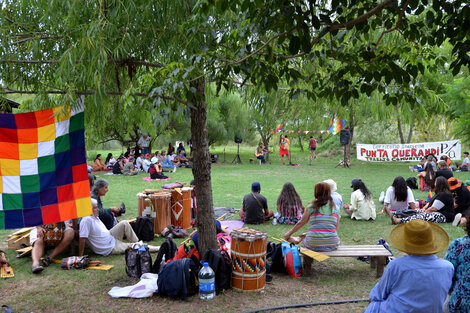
[243, 116, 346, 135]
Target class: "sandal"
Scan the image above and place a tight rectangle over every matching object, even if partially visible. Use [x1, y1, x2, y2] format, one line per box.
[42, 256, 52, 267]
[32, 264, 44, 274]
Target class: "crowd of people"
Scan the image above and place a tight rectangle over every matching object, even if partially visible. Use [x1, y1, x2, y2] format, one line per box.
[19, 140, 470, 311]
[237, 171, 469, 312]
[90, 140, 193, 179]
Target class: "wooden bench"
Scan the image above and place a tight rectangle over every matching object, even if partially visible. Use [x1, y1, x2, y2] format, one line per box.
[301, 245, 393, 278]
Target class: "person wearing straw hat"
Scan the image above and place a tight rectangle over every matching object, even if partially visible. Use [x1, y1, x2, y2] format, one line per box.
[364, 219, 453, 313]
[444, 212, 470, 313]
[448, 177, 470, 227]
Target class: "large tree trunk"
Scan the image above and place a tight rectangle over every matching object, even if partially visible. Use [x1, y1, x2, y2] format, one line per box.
[190, 79, 218, 257]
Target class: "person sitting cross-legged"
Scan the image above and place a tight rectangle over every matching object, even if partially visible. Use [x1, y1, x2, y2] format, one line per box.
[392, 176, 455, 225]
[78, 199, 159, 256]
[122, 156, 138, 176]
[239, 182, 274, 224]
[30, 220, 77, 274]
[343, 178, 376, 220]
[364, 219, 453, 313]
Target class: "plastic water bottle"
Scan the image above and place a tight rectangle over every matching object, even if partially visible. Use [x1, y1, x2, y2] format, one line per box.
[199, 262, 215, 300]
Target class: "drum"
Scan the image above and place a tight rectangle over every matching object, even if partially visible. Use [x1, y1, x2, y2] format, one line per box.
[170, 187, 193, 229]
[137, 191, 171, 234]
[230, 228, 268, 291]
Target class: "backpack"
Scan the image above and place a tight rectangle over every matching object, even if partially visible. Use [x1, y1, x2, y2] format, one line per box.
[406, 177, 418, 189]
[135, 216, 155, 241]
[125, 247, 152, 278]
[152, 238, 177, 273]
[172, 242, 200, 267]
[112, 162, 122, 174]
[203, 249, 232, 294]
[281, 242, 303, 277]
[266, 242, 285, 273]
[157, 258, 199, 300]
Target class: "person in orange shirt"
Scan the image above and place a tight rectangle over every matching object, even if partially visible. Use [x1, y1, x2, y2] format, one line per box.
[92, 154, 107, 171]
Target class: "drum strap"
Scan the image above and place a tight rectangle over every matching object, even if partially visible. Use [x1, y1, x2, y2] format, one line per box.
[251, 193, 264, 212]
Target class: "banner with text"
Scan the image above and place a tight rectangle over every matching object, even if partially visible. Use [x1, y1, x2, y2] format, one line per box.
[357, 140, 461, 162]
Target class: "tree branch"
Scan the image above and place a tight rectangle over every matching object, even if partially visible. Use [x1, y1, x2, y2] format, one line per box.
[376, 0, 410, 46]
[0, 89, 187, 104]
[0, 59, 165, 68]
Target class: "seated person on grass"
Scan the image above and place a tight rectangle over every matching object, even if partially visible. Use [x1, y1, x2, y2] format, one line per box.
[382, 176, 416, 216]
[417, 163, 436, 191]
[149, 158, 169, 180]
[135, 153, 144, 171]
[343, 178, 376, 220]
[112, 156, 125, 174]
[323, 179, 343, 211]
[91, 179, 125, 230]
[30, 220, 77, 274]
[122, 156, 138, 176]
[142, 153, 152, 173]
[176, 142, 186, 156]
[239, 182, 274, 224]
[275, 182, 303, 224]
[92, 154, 107, 172]
[105, 153, 116, 169]
[79, 199, 159, 256]
[436, 160, 454, 180]
[448, 177, 470, 227]
[391, 176, 455, 225]
[456, 151, 469, 171]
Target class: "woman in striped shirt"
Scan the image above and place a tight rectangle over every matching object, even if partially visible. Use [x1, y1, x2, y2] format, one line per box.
[284, 182, 340, 252]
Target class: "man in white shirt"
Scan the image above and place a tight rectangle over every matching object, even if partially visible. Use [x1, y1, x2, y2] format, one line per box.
[457, 151, 469, 171]
[142, 153, 152, 173]
[135, 153, 144, 171]
[137, 134, 150, 155]
[79, 199, 159, 256]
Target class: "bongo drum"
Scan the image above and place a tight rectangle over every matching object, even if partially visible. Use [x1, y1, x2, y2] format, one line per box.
[137, 191, 171, 234]
[230, 228, 268, 291]
[170, 187, 193, 229]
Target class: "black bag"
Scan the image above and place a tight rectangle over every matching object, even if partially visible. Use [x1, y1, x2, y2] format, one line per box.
[266, 242, 285, 273]
[135, 216, 155, 241]
[157, 258, 199, 300]
[406, 177, 418, 189]
[395, 209, 417, 218]
[112, 161, 122, 174]
[203, 249, 232, 294]
[152, 238, 177, 273]
[125, 247, 152, 278]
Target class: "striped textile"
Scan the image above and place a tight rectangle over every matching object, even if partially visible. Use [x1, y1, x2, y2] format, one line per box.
[302, 204, 340, 252]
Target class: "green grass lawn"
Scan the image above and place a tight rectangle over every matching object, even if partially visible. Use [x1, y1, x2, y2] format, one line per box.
[1, 147, 469, 312]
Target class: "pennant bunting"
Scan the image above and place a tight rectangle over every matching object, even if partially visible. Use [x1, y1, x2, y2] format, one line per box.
[0, 103, 92, 229]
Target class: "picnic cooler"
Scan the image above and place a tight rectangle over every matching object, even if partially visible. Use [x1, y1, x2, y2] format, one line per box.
[169, 187, 193, 229]
[137, 190, 171, 235]
[230, 228, 267, 291]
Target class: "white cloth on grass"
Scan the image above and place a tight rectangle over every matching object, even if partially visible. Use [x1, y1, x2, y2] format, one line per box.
[108, 273, 159, 298]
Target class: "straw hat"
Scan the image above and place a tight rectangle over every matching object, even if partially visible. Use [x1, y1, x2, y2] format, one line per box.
[389, 219, 449, 255]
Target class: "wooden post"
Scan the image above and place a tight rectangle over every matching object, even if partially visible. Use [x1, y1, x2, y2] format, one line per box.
[376, 256, 387, 278]
[303, 255, 313, 276]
